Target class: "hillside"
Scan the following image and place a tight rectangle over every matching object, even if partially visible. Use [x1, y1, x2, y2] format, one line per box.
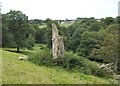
[2, 48, 118, 84]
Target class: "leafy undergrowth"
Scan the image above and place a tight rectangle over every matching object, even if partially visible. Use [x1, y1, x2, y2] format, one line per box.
[2, 48, 118, 84]
[28, 49, 114, 78]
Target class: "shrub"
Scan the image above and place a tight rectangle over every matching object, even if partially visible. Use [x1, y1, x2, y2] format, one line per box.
[28, 49, 53, 66]
[28, 50, 112, 78]
[62, 52, 84, 69]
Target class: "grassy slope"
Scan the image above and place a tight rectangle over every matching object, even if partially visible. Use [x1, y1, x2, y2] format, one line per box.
[2, 48, 118, 84]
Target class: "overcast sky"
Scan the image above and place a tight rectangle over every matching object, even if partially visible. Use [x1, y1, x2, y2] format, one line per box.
[0, 0, 119, 20]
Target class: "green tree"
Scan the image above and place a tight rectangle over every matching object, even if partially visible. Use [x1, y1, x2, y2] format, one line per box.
[25, 34, 35, 50]
[69, 28, 86, 52]
[4, 10, 35, 52]
[2, 14, 16, 47]
[77, 31, 98, 57]
[46, 28, 52, 48]
[35, 27, 48, 43]
[59, 26, 70, 50]
[44, 18, 53, 28]
[115, 16, 120, 24]
[90, 24, 118, 66]
[102, 17, 115, 25]
[89, 21, 106, 31]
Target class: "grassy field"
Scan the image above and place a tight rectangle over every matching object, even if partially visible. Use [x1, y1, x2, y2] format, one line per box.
[1, 48, 118, 84]
[39, 23, 72, 28]
[59, 23, 73, 27]
[39, 25, 47, 28]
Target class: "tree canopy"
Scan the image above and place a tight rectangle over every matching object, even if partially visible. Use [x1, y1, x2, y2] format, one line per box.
[2, 10, 35, 52]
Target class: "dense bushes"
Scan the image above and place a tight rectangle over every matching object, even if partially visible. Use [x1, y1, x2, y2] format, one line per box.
[28, 50, 111, 78]
[28, 49, 53, 66]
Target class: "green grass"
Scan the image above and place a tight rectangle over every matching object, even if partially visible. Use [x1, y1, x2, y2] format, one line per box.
[2, 48, 118, 84]
[39, 25, 47, 28]
[38, 23, 72, 28]
[59, 23, 73, 27]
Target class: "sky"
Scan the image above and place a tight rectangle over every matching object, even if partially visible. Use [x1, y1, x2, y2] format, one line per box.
[0, 0, 119, 20]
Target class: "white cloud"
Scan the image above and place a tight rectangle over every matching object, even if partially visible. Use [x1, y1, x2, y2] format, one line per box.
[1, 0, 119, 19]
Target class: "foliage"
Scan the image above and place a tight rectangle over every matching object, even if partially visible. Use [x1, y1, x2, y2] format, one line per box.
[29, 49, 53, 66]
[35, 27, 48, 43]
[25, 34, 35, 50]
[44, 18, 59, 28]
[69, 28, 86, 52]
[89, 21, 106, 31]
[90, 24, 118, 63]
[29, 19, 44, 25]
[101, 17, 115, 25]
[2, 27, 16, 47]
[76, 31, 98, 57]
[2, 10, 36, 52]
[28, 49, 111, 78]
[115, 16, 120, 24]
[2, 14, 16, 47]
